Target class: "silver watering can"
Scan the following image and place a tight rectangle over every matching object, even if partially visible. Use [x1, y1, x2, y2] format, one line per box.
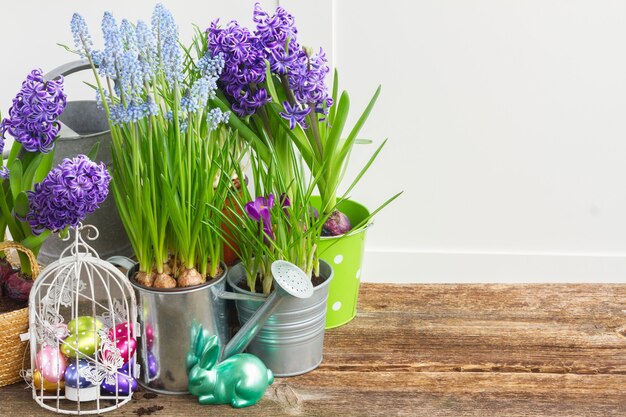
[108, 257, 314, 395]
[37, 61, 133, 265]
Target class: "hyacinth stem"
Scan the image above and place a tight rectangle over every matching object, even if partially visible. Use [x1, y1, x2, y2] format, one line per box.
[257, 106, 274, 143]
[306, 105, 323, 157]
[0, 186, 23, 242]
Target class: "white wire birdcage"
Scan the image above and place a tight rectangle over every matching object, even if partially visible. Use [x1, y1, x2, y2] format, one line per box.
[26, 224, 138, 415]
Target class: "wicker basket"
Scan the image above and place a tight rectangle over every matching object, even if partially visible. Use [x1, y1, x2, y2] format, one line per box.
[0, 242, 39, 387]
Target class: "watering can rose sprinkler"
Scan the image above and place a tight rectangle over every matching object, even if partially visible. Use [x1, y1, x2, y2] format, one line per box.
[186, 260, 314, 408]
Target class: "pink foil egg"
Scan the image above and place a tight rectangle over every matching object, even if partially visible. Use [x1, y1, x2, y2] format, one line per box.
[108, 322, 133, 340]
[104, 337, 136, 364]
[145, 323, 154, 349]
[36, 346, 67, 383]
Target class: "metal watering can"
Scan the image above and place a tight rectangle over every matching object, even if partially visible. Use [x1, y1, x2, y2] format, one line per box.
[109, 257, 314, 403]
[37, 61, 133, 265]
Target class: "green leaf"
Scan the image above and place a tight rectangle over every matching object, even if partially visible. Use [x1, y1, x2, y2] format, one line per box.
[265, 103, 315, 165]
[14, 191, 30, 219]
[324, 91, 350, 161]
[319, 191, 403, 257]
[209, 97, 271, 162]
[8, 159, 22, 201]
[86, 141, 101, 161]
[7, 142, 22, 168]
[342, 138, 388, 198]
[22, 153, 44, 191]
[329, 68, 339, 126]
[339, 85, 381, 157]
[264, 61, 280, 104]
[34, 150, 55, 183]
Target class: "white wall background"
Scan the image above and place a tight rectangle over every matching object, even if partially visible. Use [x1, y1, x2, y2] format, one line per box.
[1, 1, 625, 282]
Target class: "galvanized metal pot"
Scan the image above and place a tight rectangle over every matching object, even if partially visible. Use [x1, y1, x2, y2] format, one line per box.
[127, 263, 229, 394]
[226, 260, 333, 377]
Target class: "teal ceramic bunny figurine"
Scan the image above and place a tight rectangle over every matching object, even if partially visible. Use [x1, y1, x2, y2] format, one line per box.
[187, 327, 274, 408]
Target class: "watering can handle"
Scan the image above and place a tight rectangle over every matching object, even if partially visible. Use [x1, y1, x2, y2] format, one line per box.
[44, 60, 93, 82]
[106, 256, 137, 272]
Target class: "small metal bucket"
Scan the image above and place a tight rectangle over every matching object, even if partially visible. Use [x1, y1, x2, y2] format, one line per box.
[125, 263, 229, 394]
[38, 61, 133, 265]
[226, 260, 334, 377]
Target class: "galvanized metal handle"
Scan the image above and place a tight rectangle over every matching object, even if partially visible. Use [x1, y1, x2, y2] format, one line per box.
[220, 291, 282, 361]
[44, 60, 93, 82]
[106, 256, 137, 273]
[210, 286, 266, 302]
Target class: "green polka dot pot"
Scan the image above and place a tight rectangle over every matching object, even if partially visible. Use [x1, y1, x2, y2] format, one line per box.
[312, 197, 370, 329]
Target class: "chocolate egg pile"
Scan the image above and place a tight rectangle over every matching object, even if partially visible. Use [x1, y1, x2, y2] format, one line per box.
[34, 316, 138, 399]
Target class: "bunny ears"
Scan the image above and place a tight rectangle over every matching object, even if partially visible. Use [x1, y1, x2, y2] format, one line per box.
[186, 321, 220, 373]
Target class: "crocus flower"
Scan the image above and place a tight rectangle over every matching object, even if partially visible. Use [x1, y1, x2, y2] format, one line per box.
[245, 194, 275, 240]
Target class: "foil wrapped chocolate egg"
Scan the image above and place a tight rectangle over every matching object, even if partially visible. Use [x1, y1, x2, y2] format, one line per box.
[102, 337, 136, 365]
[100, 367, 137, 395]
[33, 369, 65, 392]
[36, 346, 66, 383]
[145, 323, 154, 349]
[147, 351, 158, 378]
[108, 322, 133, 340]
[67, 316, 105, 334]
[64, 359, 94, 389]
[61, 331, 100, 358]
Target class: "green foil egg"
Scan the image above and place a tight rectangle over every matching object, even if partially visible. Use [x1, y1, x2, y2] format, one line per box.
[67, 316, 105, 334]
[61, 330, 101, 358]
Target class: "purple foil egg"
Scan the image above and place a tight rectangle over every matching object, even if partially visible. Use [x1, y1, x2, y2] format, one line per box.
[147, 351, 158, 378]
[100, 369, 137, 395]
[120, 359, 135, 376]
[64, 359, 93, 388]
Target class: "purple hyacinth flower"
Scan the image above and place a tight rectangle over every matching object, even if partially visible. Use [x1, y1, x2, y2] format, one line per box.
[0, 167, 9, 180]
[245, 194, 275, 240]
[279, 101, 310, 130]
[26, 155, 110, 235]
[0, 69, 66, 153]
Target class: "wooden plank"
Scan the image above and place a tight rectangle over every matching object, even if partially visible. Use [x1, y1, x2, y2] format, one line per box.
[358, 284, 626, 321]
[3, 373, 626, 417]
[1, 284, 626, 416]
[318, 284, 626, 375]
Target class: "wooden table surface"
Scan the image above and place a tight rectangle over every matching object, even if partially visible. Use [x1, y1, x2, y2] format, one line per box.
[2, 283, 626, 416]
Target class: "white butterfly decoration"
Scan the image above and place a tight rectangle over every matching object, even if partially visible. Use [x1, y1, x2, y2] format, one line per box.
[41, 268, 86, 308]
[78, 329, 124, 386]
[35, 309, 70, 347]
[20, 369, 33, 389]
[100, 299, 128, 329]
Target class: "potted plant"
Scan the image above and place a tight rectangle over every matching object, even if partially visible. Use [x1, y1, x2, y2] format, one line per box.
[206, 3, 401, 328]
[69, 5, 240, 393]
[213, 134, 334, 376]
[0, 67, 110, 386]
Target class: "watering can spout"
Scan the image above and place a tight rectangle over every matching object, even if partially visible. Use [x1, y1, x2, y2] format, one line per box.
[219, 261, 314, 361]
